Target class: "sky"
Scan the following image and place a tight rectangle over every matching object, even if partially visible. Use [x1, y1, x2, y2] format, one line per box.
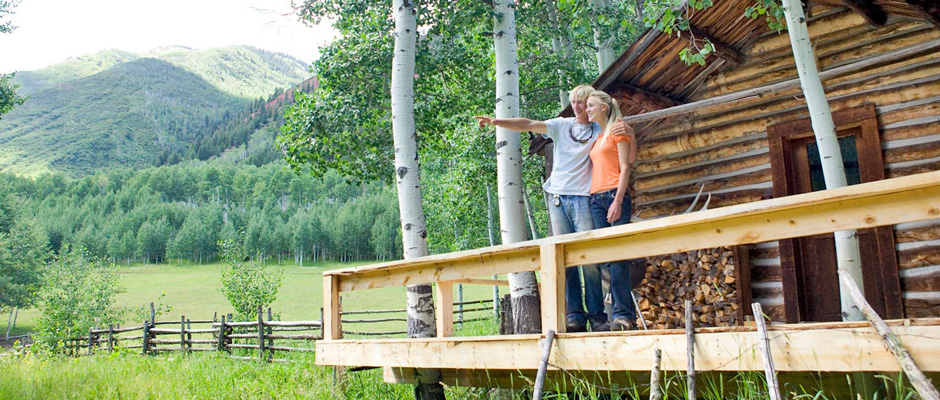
[0, 0, 336, 73]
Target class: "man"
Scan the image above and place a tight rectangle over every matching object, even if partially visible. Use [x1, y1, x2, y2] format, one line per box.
[475, 84, 610, 332]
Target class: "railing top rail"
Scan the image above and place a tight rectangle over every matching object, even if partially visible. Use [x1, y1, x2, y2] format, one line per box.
[324, 170, 940, 289]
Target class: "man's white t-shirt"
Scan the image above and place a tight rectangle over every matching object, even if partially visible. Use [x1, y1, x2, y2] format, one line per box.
[542, 117, 600, 196]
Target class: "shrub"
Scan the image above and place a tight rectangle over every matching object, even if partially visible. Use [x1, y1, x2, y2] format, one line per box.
[34, 247, 125, 352]
[219, 239, 282, 321]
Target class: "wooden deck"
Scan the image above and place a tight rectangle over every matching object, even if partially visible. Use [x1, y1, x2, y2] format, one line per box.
[316, 171, 940, 383]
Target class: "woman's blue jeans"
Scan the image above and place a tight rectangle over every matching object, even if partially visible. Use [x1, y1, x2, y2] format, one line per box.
[547, 194, 606, 326]
[589, 189, 638, 321]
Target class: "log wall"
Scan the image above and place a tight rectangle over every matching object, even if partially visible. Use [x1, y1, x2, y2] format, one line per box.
[630, 7, 940, 321]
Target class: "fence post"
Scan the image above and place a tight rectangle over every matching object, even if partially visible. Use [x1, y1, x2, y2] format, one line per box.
[217, 315, 227, 353]
[257, 305, 266, 361]
[88, 327, 95, 355]
[142, 320, 150, 355]
[108, 324, 114, 353]
[180, 316, 186, 353]
[187, 318, 193, 352]
[266, 307, 273, 351]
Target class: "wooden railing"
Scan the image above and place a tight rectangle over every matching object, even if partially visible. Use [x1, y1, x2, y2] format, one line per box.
[321, 170, 940, 343]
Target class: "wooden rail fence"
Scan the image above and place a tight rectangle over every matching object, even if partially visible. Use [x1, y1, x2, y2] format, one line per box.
[48, 298, 496, 360]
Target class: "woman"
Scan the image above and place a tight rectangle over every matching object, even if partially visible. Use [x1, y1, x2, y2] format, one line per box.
[585, 90, 638, 331]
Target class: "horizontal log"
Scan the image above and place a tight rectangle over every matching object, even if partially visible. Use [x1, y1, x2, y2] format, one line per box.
[341, 309, 406, 315]
[227, 344, 260, 349]
[265, 334, 321, 340]
[227, 334, 257, 339]
[899, 245, 940, 269]
[895, 224, 940, 243]
[265, 320, 322, 328]
[622, 38, 940, 125]
[317, 322, 940, 372]
[267, 345, 317, 352]
[188, 339, 217, 345]
[342, 317, 407, 324]
[150, 329, 184, 335]
[150, 339, 182, 345]
[452, 299, 494, 306]
[186, 328, 217, 334]
[111, 326, 144, 334]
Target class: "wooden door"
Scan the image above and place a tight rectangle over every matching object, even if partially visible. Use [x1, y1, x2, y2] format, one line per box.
[768, 104, 903, 323]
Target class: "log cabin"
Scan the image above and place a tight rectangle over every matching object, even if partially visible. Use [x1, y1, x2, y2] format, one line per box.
[534, 0, 940, 326]
[316, 0, 940, 392]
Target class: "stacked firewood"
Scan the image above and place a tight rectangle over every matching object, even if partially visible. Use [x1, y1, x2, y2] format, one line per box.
[634, 246, 739, 329]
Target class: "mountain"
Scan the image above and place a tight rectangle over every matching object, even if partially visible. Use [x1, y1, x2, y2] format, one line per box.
[0, 46, 311, 177]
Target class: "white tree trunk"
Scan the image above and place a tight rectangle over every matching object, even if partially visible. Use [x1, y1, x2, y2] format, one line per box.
[493, 0, 542, 334]
[590, 0, 617, 73]
[544, 0, 572, 108]
[391, 1, 444, 397]
[781, 0, 865, 322]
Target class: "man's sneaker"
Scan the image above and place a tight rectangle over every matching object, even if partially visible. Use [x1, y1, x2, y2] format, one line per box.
[609, 317, 637, 331]
[590, 320, 610, 332]
[566, 319, 587, 333]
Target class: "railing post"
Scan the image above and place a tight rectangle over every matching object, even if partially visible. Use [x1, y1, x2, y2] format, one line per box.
[186, 318, 192, 352]
[435, 281, 454, 338]
[323, 275, 342, 340]
[180, 315, 187, 353]
[540, 242, 566, 334]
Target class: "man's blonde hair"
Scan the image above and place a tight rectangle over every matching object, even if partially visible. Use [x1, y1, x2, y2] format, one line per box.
[568, 84, 595, 103]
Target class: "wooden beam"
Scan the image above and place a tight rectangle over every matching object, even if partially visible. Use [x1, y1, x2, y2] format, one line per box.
[435, 282, 453, 338]
[842, 0, 887, 26]
[621, 38, 940, 125]
[332, 246, 540, 292]
[906, 0, 940, 29]
[450, 278, 510, 286]
[316, 322, 940, 372]
[608, 83, 682, 114]
[679, 26, 746, 65]
[564, 170, 940, 267]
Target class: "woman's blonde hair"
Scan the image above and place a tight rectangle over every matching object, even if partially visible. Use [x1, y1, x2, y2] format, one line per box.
[588, 90, 622, 137]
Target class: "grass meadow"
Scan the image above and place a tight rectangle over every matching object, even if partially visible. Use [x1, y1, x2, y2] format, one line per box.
[7, 260, 500, 338]
[0, 261, 928, 399]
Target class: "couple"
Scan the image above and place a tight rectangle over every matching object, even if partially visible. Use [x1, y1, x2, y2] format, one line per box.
[476, 84, 637, 332]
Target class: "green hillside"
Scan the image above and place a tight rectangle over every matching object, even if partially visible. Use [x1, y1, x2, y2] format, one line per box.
[0, 47, 311, 177]
[14, 46, 308, 99]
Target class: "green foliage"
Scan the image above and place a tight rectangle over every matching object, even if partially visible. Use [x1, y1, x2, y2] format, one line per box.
[0, 186, 48, 310]
[745, 0, 786, 32]
[33, 248, 125, 352]
[645, 0, 785, 66]
[0, 72, 25, 119]
[0, 0, 16, 34]
[219, 239, 283, 321]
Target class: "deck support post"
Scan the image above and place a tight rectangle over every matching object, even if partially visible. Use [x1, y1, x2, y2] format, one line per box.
[752, 303, 782, 400]
[539, 243, 566, 334]
[323, 275, 342, 341]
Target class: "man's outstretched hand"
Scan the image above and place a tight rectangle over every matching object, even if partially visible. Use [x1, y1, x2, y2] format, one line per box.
[474, 116, 496, 129]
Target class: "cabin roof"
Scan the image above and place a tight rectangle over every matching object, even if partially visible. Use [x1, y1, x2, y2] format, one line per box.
[567, 0, 938, 112]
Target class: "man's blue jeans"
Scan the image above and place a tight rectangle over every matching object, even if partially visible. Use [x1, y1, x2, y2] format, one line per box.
[547, 194, 606, 326]
[589, 189, 637, 321]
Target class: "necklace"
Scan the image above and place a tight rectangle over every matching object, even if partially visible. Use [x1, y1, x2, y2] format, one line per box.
[568, 123, 595, 144]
